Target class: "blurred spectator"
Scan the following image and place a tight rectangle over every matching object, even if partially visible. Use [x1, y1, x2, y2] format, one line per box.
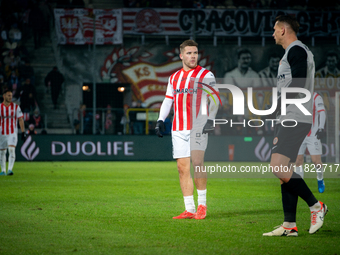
[29, 109, 44, 129]
[120, 104, 129, 134]
[74, 104, 86, 134]
[18, 58, 35, 82]
[0, 75, 4, 87]
[83, 110, 93, 134]
[105, 104, 116, 134]
[129, 100, 145, 135]
[19, 78, 37, 113]
[27, 123, 37, 135]
[44, 66, 64, 109]
[8, 70, 21, 100]
[258, 53, 281, 87]
[193, 1, 204, 8]
[8, 23, 21, 43]
[1, 23, 8, 43]
[3, 49, 21, 72]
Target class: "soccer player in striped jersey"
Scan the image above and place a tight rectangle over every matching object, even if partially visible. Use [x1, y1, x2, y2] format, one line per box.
[263, 15, 327, 237]
[295, 92, 327, 193]
[0, 86, 26, 176]
[155, 40, 219, 220]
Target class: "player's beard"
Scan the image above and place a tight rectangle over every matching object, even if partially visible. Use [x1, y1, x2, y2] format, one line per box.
[184, 59, 197, 70]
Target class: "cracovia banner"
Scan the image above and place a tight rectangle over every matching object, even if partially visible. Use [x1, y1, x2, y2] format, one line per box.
[16, 135, 334, 162]
[123, 9, 340, 36]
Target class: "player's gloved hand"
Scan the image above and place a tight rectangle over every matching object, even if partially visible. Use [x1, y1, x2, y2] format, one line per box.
[202, 119, 214, 134]
[21, 132, 27, 141]
[155, 120, 165, 138]
[316, 128, 326, 140]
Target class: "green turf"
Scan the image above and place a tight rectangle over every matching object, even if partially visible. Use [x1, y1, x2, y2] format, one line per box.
[0, 162, 339, 255]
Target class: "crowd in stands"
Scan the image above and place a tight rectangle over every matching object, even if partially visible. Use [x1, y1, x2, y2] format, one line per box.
[0, 0, 52, 131]
[124, 0, 340, 10]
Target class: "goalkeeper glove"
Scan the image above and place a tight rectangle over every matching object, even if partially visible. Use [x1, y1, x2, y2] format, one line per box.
[316, 128, 326, 140]
[21, 132, 27, 141]
[155, 120, 165, 138]
[202, 119, 214, 134]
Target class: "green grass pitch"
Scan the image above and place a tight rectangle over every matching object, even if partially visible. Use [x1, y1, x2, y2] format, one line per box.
[0, 162, 339, 254]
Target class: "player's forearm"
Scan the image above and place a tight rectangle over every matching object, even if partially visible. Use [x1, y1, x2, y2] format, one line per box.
[19, 118, 25, 133]
[319, 110, 326, 129]
[208, 98, 219, 120]
[158, 97, 173, 121]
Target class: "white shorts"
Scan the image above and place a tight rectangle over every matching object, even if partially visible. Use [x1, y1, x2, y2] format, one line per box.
[172, 129, 208, 159]
[298, 135, 322, 156]
[0, 133, 18, 149]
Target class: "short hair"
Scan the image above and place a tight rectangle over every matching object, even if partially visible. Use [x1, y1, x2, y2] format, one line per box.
[327, 51, 338, 60]
[237, 48, 251, 59]
[268, 52, 281, 60]
[180, 40, 198, 53]
[275, 15, 300, 34]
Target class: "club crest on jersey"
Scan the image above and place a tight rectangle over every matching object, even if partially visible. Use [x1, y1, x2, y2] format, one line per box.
[273, 137, 278, 145]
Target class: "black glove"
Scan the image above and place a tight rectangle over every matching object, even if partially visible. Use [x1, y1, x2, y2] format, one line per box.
[316, 129, 326, 140]
[202, 119, 214, 134]
[21, 132, 27, 141]
[155, 120, 165, 138]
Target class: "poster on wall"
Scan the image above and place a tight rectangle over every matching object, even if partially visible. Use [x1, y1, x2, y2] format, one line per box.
[54, 8, 123, 45]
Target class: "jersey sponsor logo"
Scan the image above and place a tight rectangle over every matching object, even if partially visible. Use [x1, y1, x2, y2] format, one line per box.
[173, 88, 198, 94]
[277, 74, 285, 80]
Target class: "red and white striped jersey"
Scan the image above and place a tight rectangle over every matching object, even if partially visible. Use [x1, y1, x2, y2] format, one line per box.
[165, 65, 216, 131]
[0, 102, 23, 135]
[307, 92, 325, 137]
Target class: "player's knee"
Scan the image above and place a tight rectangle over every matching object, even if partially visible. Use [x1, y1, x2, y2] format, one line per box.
[313, 160, 322, 167]
[295, 158, 304, 166]
[191, 158, 203, 168]
[8, 147, 16, 159]
[0, 150, 6, 157]
[177, 165, 189, 176]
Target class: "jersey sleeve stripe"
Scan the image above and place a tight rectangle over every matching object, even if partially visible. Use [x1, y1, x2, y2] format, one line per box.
[0, 104, 3, 135]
